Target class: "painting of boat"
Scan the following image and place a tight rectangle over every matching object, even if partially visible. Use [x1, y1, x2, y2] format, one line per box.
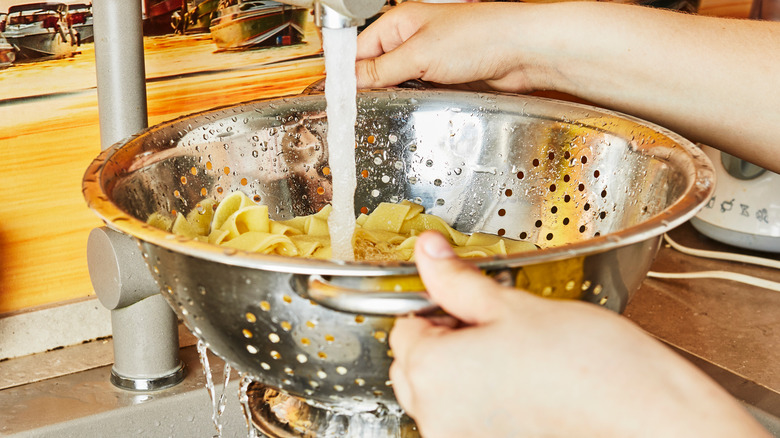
[171, 0, 219, 34]
[67, 3, 93, 43]
[0, 32, 17, 68]
[142, 0, 184, 35]
[2, 2, 79, 60]
[209, 0, 308, 51]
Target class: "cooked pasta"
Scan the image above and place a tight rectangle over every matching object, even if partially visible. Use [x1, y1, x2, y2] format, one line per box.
[151, 191, 536, 261]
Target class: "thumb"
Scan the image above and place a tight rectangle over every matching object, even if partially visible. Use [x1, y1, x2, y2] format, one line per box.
[414, 231, 509, 325]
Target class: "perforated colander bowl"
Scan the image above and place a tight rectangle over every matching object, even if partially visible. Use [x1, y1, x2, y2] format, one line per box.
[83, 88, 714, 411]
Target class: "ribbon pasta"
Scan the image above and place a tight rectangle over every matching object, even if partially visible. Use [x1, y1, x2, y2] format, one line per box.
[150, 191, 536, 261]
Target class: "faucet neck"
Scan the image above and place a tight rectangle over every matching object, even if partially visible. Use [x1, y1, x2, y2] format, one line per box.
[315, 1, 365, 29]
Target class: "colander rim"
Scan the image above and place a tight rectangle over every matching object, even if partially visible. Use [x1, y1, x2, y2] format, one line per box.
[82, 89, 716, 277]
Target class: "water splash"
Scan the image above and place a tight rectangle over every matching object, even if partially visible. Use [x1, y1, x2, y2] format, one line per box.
[197, 340, 232, 438]
[238, 373, 259, 438]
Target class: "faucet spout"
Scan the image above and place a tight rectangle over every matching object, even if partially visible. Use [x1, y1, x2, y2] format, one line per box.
[279, 0, 385, 28]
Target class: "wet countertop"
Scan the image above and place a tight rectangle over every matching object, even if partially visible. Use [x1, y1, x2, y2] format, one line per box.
[624, 222, 780, 417]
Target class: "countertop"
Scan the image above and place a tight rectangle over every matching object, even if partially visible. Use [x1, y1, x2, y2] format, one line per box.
[624, 222, 780, 417]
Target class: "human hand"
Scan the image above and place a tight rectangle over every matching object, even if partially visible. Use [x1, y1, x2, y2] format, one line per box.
[390, 231, 769, 438]
[355, 2, 550, 92]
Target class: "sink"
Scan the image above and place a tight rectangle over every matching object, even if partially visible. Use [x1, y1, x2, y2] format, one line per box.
[0, 345, 250, 437]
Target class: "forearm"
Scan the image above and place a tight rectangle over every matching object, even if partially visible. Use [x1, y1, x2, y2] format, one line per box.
[522, 3, 780, 171]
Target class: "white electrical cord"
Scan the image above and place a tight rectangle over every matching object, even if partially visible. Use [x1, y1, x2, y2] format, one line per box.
[647, 234, 780, 291]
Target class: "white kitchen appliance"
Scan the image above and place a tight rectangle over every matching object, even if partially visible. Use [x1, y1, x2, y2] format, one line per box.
[690, 145, 780, 253]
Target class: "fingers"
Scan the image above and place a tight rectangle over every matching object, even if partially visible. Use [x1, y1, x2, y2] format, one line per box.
[355, 3, 432, 88]
[414, 231, 510, 325]
[389, 316, 434, 414]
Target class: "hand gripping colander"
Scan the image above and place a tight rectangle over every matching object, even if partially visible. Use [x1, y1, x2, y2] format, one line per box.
[83, 88, 714, 412]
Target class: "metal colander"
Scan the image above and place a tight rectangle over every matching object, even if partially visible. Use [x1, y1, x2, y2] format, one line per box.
[83, 88, 714, 412]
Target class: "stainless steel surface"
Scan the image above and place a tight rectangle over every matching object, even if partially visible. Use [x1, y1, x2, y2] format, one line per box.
[83, 88, 714, 410]
[316, 3, 364, 29]
[110, 362, 186, 391]
[299, 275, 439, 316]
[0, 344, 249, 437]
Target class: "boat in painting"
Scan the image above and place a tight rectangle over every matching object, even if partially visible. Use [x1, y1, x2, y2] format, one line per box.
[209, 0, 307, 51]
[67, 3, 93, 43]
[142, 0, 183, 35]
[2, 2, 79, 60]
[171, 0, 219, 33]
[0, 32, 17, 68]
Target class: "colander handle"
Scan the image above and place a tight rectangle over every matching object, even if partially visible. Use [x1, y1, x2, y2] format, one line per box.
[299, 275, 439, 316]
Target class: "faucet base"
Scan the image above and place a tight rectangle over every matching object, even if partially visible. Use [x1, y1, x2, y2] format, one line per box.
[110, 362, 186, 391]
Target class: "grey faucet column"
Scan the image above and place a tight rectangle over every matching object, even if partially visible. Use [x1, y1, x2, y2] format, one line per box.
[90, 0, 184, 391]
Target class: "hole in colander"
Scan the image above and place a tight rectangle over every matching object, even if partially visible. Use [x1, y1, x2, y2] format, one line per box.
[564, 194, 571, 203]
[355, 378, 366, 386]
[283, 295, 293, 304]
[516, 171, 525, 180]
[269, 333, 281, 343]
[551, 206, 558, 214]
[564, 151, 571, 159]
[498, 209, 506, 217]
[532, 158, 540, 167]
[505, 189, 513, 197]
[600, 211, 607, 219]
[242, 329, 253, 339]
[261, 362, 271, 370]
[324, 334, 335, 343]
[548, 152, 555, 160]
[582, 156, 588, 164]
[245, 312, 257, 323]
[246, 345, 258, 354]
[240, 178, 248, 186]
[296, 354, 308, 363]
[355, 315, 365, 324]
[270, 351, 281, 360]
[318, 352, 328, 359]
[317, 370, 327, 379]
[306, 320, 317, 328]
[578, 184, 585, 192]
[601, 189, 608, 198]
[594, 170, 600, 178]
[584, 203, 591, 211]
[498, 229, 506, 236]
[280, 321, 292, 331]
[336, 366, 348, 375]
[546, 233, 554, 241]
[206, 161, 213, 170]
[593, 285, 603, 295]
[579, 225, 586, 233]
[519, 232, 528, 239]
[374, 331, 388, 343]
[535, 220, 542, 228]
[260, 301, 271, 311]
[563, 174, 570, 182]
[549, 184, 557, 192]
[301, 338, 311, 346]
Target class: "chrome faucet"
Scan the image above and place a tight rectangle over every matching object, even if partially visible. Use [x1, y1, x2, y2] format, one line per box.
[286, 0, 386, 28]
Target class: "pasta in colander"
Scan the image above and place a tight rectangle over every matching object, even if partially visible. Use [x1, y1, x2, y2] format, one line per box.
[148, 191, 536, 261]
